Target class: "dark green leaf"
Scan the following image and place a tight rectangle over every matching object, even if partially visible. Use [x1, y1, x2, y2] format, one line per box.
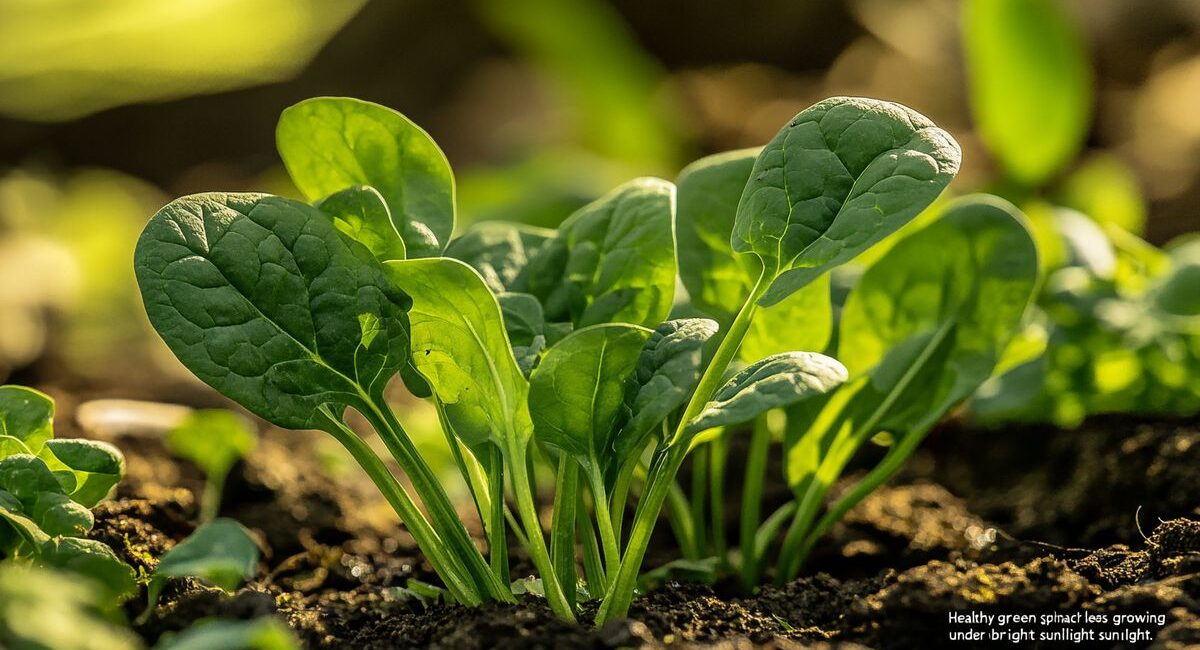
[134, 192, 413, 431]
[0, 455, 63, 508]
[446, 222, 555, 294]
[526, 178, 676, 328]
[316, 185, 406, 262]
[151, 518, 258, 599]
[276, 97, 454, 257]
[40, 537, 137, 602]
[614, 319, 718, 459]
[30, 492, 92, 537]
[732, 97, 960, 306]
[497, 292, 547, 376]
[685, 352, 847, 436]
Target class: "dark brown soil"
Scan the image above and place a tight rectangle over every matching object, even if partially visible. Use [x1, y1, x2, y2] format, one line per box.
[82, 415, 1199, 649]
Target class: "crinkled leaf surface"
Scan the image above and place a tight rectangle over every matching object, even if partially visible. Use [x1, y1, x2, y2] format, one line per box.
[685, 352, 847, 436]
[277, 97, 454, 257]
[676, 150, 833, 359]
[732, 97, 961, 306]
[528, 324, 649, 466]
[0, 385, 54, 452]
[613, 319, 718, 458]
[446, 222, 555, 294]
[134, 192, 413, 431]
[388, 257, 533, 451]
[526, 177, 676, 328]
[497, 292, 547, 376]
[316, 185, 406, 262]
[30, 492, 93, 537]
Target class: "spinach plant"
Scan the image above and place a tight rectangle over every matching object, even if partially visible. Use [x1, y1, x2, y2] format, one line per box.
[135, 95, 996, 624]
[167, 410, 257, 523]
[142, 518, 259, 617]
[0, 385, 135, 600]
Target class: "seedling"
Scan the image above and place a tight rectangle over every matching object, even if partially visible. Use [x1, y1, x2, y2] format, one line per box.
[167, 410, 257, 522]
[132, 95, 1045, 624]
[142, 518, 259, 618]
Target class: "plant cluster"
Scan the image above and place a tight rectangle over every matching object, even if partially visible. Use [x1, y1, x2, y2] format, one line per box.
[134, 95, 1040, 623]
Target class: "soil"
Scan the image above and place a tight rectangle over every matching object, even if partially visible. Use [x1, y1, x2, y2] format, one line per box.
[81, 412, 1199, 649]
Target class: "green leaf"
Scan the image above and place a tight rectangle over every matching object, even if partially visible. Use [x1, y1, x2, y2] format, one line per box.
[1054, 208, 1115, 279]
[0, 455, 63, 509]
[526, 177, 677, 328]
[964, 0, 1092, 186]
[38, 439, 125, 508]
[39, 537, 137, 602]
[675, 150, 833, 359]
[156, 618, 299, 650]
[731, 97, 961, 307]
[446, 222, 555, 294]
[134, 192, 413, 431]
[30, 492, 93, 537]
[316, 185, 406, 262]
[0, 436, 31, 459]
[150, 518, 259, 602]
[387, 257, 533, 451]
[614, 319, 718, 459]
[685, 352, 847, 436]
[276, 97, 455, 257]
[0, 564, 142, 650]
[528, 324, 650, 467]
[1057, 154, 1146, 235]
[0, 385, 54, 452]
[496, 292, 547, 376]
[167, 410, 256, 483]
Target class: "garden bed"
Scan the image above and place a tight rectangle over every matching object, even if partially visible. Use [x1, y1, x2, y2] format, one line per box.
[85, 413, 1200, 649]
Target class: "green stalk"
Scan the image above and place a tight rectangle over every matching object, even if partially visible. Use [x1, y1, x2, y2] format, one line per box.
[689, 448, 709, 557]
[199, 472, 224, 524]
[585, 463, 621, 576]
[738, 415, 771, 591]
[435, 401, 490, 533]
[487, 446, 509, 582]
[596, 272, 769, 624]
[550, 458, 579, 609]
[609, 456, 637, 546]
[506, 440, 576, 621]
[579, 503, 607, 593]
[323, 413, 479, 605]
[665, 480, 699, 559]
[366, 403, 512, 602]
[709, 430, 729, 565]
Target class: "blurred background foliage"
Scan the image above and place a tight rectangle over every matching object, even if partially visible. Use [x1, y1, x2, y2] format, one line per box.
[0, 0, 1198, 426]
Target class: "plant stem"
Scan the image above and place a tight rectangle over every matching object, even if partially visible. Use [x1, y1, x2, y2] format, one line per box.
[596, 272, 769, 624]
[487, 445, 509, 583]
[506, 440, 576, 621]
[585, 463, 620, 576]
[578, 503, 607, 593]
[738, 415, 771, 591]
[367, 403, 512, 602]
[709, 430, 729, 565]
[689, 448, 708, 557]
[550, 458, 578, 609]
[323, 413, 479, 605]
[199, 472, 224, 524]
[608, 456, 637, 546]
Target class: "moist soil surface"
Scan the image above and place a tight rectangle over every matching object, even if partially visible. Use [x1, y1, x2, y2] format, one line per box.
[83, 414, 1199, 649]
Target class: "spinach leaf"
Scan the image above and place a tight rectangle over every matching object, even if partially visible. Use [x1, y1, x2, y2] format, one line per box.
[526, 177, 676, 328]
[684, 352, 847, 436]
[135, 192, 413, 431]
[496, 292, 548, 376]
[446, 222, 555, 294]
[528, 324, 650, 471]
[0, 565, 141, 650]
[168, 410, 257, 521]
[146, 518, 259, 611]
[732, 97, 961, 306]
[316, 185, 406, 262]
[38, 439, 124, 508]
[276, 97, 454, 257]
[156, 618, 299, 650]
[676, 150, 832, 359]
[0, 385, 53, 452]
[613, 318, 718, 459]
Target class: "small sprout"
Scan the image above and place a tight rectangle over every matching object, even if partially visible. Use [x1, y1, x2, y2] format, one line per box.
[167, 410, 257, 522]
[143, 518, 260, 618]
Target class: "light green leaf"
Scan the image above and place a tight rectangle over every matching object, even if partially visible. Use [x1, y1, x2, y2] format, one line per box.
[526, 177, 677, 328]
[167, 410, 256, 483]
[0, 385, 54, 452]
[732, 97, 961, 306]
[156, 618, 299, 650]
[964, 0, 1092, 186]
[316, 185, 406, 262]
[0, 436, 31, 459]
[528, 324, 650, 466]
[150, 518, 259, 599]
[446, 222, 555, 294]
[134, 192, 413, 431]
[388, 257, 533, 451]
[38, 439, 125, 508]
[685, 352, 847, 436]
[1057, 154, 1146, 235]
[277, 97, 455, 257]
[614, 319, 718, 458]
[1054, 208, 1115, 279]
[0, 564, 141, 650]
[675, 150, 833, 359]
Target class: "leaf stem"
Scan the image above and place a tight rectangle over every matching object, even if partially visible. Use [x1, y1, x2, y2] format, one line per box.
[585, 463, 621, 577]
[506, 440, 576, 621]
[550, 457, 578, 609]
[738, 415, 771, 591]
[709, 430, 730, 565]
